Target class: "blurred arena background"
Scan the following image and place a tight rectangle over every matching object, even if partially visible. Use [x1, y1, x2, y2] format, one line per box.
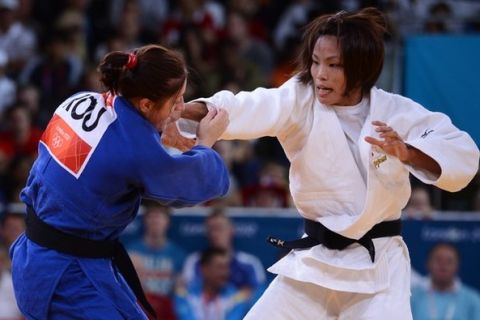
[0, 0, 479, 319]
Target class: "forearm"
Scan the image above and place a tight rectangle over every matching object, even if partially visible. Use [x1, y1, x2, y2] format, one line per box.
[184, 78, 312, 140]
[182, 102, 208, 121]
[403, 145, 441, 177]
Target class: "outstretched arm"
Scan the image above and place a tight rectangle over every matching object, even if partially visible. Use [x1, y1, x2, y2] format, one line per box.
[182, 77, 314, 140]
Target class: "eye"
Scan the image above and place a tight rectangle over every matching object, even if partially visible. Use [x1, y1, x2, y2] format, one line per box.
[312, 59, 319, 65]
[330, 63, 343, 68]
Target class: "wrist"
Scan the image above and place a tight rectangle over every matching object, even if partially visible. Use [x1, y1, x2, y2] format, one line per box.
[195, 138, 213, 148]
[183, 102, 208, 121]
[401, 144, 415, 164]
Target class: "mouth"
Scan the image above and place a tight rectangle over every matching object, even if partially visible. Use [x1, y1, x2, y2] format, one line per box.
[316, 85, 333, 97]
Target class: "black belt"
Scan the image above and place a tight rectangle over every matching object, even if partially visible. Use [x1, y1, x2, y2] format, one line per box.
[268, 218, 401, 262]
[25, 207, 156, 319]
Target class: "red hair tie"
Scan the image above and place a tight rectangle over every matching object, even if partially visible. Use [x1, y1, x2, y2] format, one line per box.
[126, 53, 137, 70]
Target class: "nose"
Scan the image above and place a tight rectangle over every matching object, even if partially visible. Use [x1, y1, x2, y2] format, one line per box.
[175, 98, 185, 113]
[168, 98, 185, 123]
[171, 99, 185, 116]
[314, 63, 328, 81]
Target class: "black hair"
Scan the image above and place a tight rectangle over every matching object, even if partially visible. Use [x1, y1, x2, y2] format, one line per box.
[296, 7, 387, 96]
[98, 44, 187, 105]
[199, 247, 228, 266]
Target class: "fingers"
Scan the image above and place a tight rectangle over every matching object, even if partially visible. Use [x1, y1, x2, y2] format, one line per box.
[373, 122, 392, 133]
[365, 135, 401, 147]
[371, 120, 387, 127]
[379, 130, 400, 141]
[203, 107, 218, 121]
[364, 136, 382, 147]
[213, 108, 229, 122]
[177, 137, 196, 151]
[366, 121, 400, 146]
[372, 120, 401, 140]
[367, 121, 410, 161]
[196, 108, 229, 147]
[205, 108, 229, 128]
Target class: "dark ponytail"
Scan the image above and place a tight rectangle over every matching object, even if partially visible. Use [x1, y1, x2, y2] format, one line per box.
[98, 44, 187, 104]
[98, 51, 129, 94]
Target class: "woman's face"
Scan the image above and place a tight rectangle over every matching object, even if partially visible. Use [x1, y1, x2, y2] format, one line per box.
[310, 35, 361, 106]
[145, 80, 186, 132]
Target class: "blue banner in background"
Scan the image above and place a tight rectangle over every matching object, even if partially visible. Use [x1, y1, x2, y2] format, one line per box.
[404, 35, 480, 145]
[121, 209, 480, 290]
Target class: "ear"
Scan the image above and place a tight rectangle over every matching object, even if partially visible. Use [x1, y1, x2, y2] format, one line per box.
[138, 98, 154, 114]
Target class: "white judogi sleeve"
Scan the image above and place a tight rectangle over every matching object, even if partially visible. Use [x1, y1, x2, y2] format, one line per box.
[191, 76, 315, 140]
[371, 89, 479, 192]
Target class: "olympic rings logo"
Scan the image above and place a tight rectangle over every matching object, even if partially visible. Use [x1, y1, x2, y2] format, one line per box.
[51, 134, 63, 148]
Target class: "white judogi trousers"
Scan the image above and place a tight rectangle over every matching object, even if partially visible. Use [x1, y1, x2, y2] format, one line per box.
[244, 241, 412, 320]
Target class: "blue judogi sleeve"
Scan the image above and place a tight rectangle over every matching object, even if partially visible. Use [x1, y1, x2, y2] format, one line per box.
[135, 142, 230, 207]
[107, 95, 230, 208]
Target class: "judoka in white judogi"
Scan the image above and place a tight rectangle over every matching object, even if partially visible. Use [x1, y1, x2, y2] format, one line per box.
[179, 8, 479, 320]
[183, 70, 479, 319]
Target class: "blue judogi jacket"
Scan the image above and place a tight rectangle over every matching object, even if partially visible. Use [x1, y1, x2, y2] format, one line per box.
[10, 92, 229, 319]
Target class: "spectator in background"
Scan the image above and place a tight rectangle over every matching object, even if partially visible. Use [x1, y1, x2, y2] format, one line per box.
[0, 104, 42, 158]
[0, 206, 26, 249]
[162, 0, 224, 47]
[242, 160, 290, 208]
[109, 0, 170, 42]
[270, 36, 302, 87]
[423, 1, 455, 33]
[16, 84, 40, 127]
[273, 0, 318, 51]
[175, 247, 250, 320]
[273, 0, 339, 52]
[0, 141, 14, 208]
[225, 10, 274, 85]
[0, 0, 37, 78]
[211, 140, 242, 206]
[0, 209, 25, 320]
[94, 0, 143, 65]
[411, 242, 480, 320]
[216, 38, 264, 93]
[127, 200, 186, 320]
[19, 30, 83, 128]
[0, 244, 22, 320]
[230, 140, 261, 190]
[182, 208, 266, 296]
[4, 155, 34, 204]
[54, 0, 90, 63]
[75, 64, 103, 93]
[0, 104, 40, 204]
[0, 49, 16, 117]
[167, 0, 226, 97]
[403, 185, 436, 219]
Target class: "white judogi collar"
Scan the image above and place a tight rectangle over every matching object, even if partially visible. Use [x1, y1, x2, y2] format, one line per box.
[332, 97, 370, 184]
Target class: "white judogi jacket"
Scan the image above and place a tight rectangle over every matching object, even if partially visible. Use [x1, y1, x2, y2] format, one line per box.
[192, 76, 479, 294]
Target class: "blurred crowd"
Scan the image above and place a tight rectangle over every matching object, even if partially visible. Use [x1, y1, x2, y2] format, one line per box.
[0, 0, 480, 317]
[0, 0, 480, 215]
